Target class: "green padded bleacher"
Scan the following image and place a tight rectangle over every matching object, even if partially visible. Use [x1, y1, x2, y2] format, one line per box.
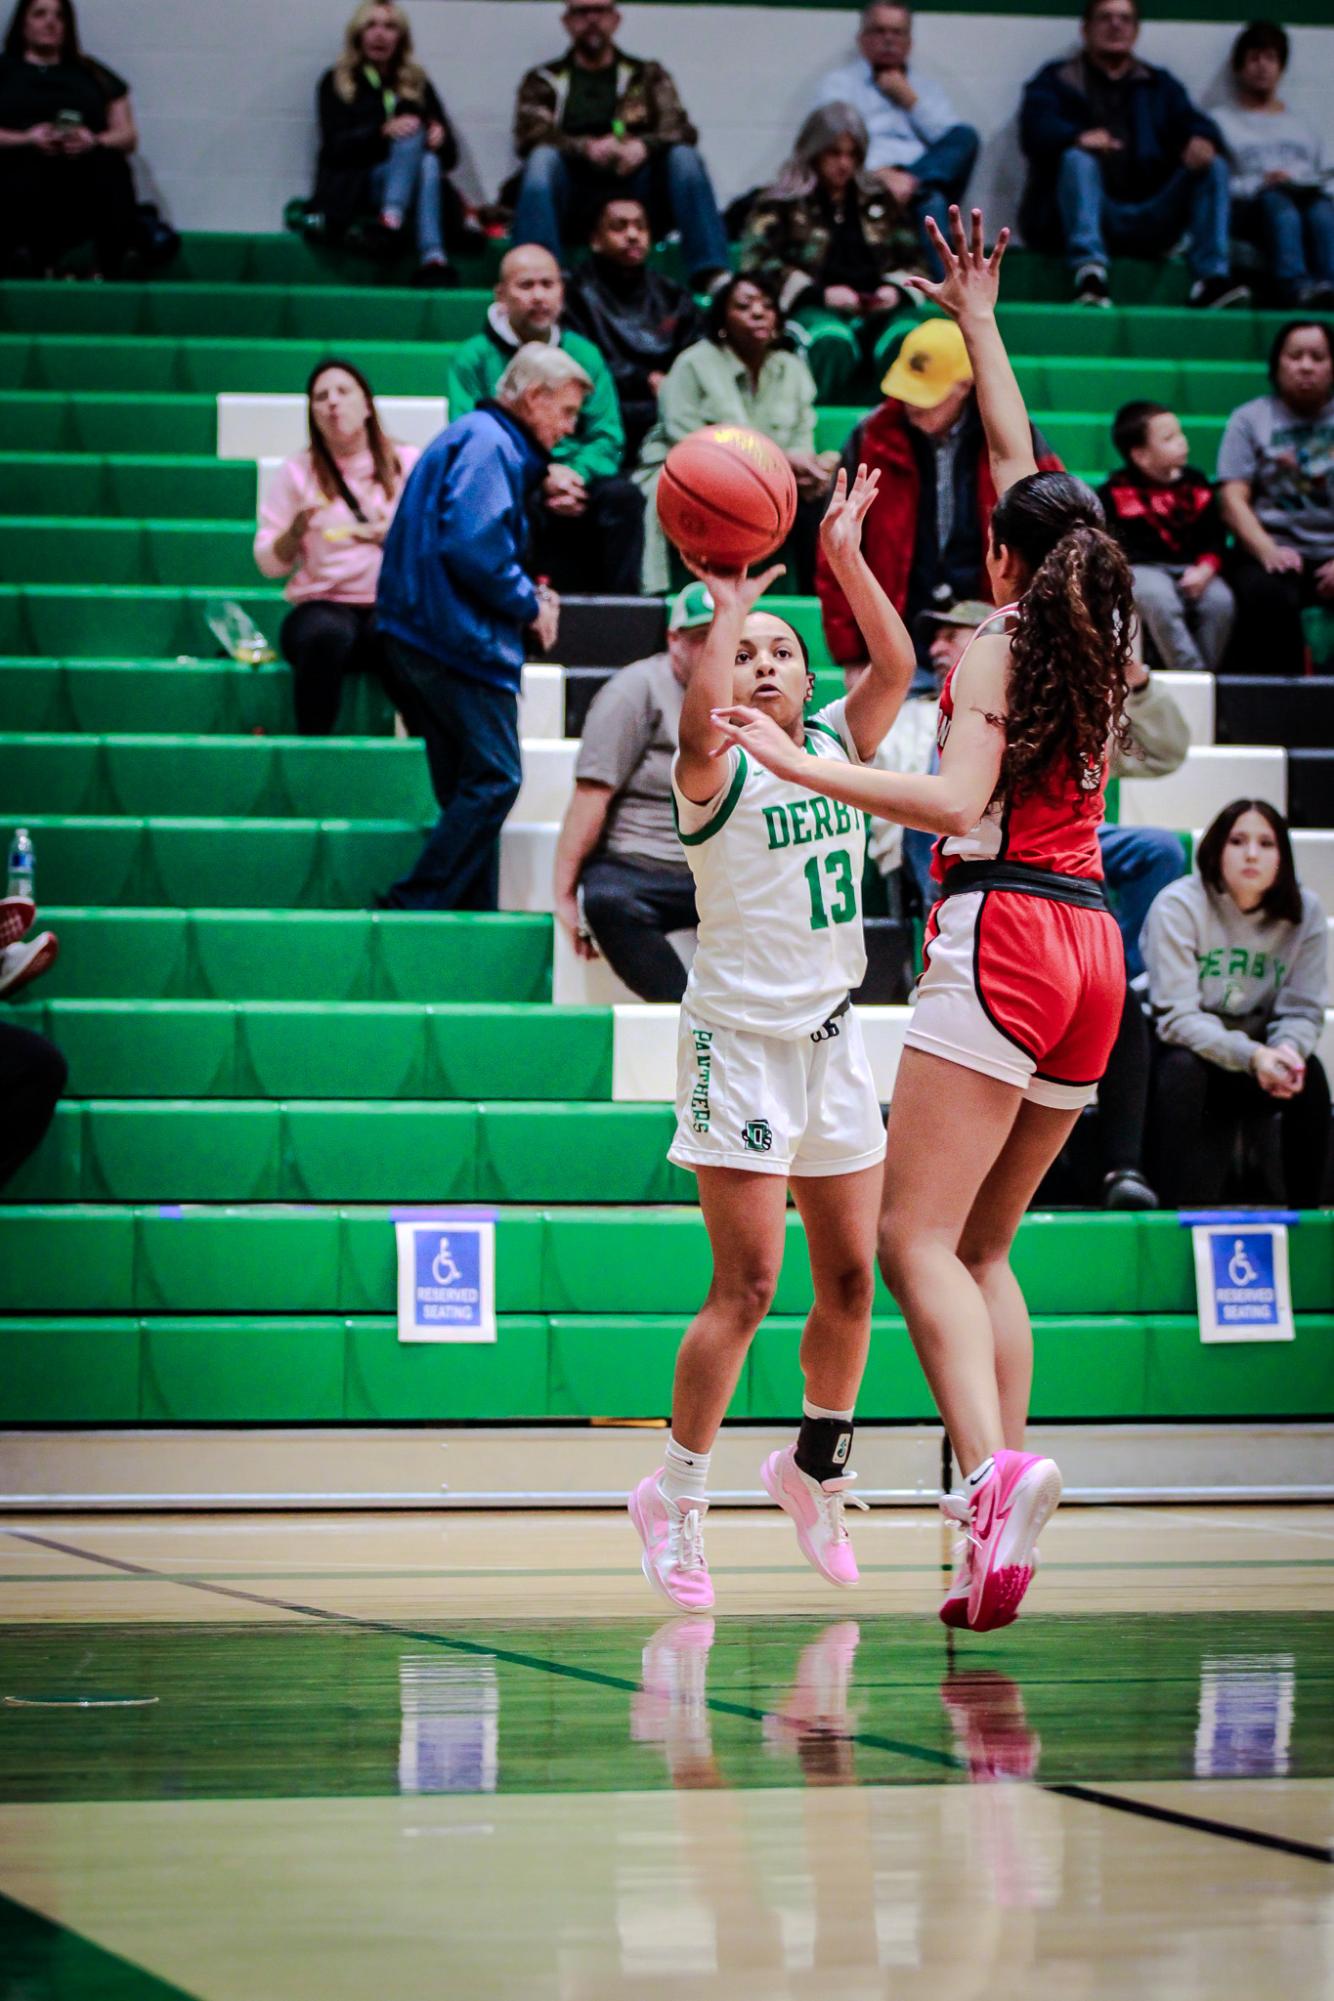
[0, 393, 218, 454]
[0, 454, 257, 519]
[25, 911, 554, 1001]
[7, 1001, 613, 1100]
[8, 1100, 693, 1203]
[0, 659, 393, 736]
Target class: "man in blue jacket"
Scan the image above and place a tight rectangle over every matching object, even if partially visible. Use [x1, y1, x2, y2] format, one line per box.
[377, 344, 591, 910]
[1019, 0, 1247, 311]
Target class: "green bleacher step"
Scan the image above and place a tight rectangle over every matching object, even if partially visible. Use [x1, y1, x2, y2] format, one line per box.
[2, 1206, 1329, 1319]
[3, 1311, 1331, 1425]
[9, 1101, 694, 1203]
[8, 1001, 613, 1101]
[29, 910, 553, 1002]
[0, 658, 391, 737]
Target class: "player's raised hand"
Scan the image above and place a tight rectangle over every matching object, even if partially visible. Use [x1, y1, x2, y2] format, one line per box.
[709, 703, 806, 779]
[906, 205, 1009, 323]
[820, 463, 881, 569]
[681, 556, 786, 620]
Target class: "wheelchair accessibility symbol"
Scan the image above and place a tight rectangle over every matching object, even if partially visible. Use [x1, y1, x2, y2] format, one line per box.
[432, 1237, 462, 1286]
[1227, 1239, 1259, 1288]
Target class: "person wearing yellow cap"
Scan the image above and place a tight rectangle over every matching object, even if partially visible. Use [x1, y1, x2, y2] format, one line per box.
[815, 317, 1062, 674]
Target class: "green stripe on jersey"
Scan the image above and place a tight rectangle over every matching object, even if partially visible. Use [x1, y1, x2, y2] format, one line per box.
[676, 750, 749, 846]
[804, 718, 842, 749]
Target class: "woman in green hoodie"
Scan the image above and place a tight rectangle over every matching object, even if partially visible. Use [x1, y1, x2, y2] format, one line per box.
[1142, 797, 1329, 1206]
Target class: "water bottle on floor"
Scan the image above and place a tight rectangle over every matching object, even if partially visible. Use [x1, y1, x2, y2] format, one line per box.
[7, 826, 35, 903]
[204, 599, 276, 667]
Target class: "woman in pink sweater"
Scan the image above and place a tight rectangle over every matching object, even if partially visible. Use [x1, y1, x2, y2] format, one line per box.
[255, 358, 421, 733]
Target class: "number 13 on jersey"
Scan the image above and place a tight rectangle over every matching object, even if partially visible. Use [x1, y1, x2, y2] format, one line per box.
[804, 848, 857, 931]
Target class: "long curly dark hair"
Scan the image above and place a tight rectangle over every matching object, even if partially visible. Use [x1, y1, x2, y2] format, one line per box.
[989, 471, 1134, 804]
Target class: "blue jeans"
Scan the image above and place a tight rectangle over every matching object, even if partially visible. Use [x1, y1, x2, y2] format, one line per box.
[1235, 186, 1334, 297]
[370, 128, 444, 263]
[1056, 147, 1231, 280]
[1099, 822, 1185, 979]
[384, 637, 522, 911]
[910, 124, 980, 276]
[512, 142, 729, 281]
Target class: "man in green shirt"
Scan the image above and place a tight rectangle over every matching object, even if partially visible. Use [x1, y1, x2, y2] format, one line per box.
[447, 243, 645, 592]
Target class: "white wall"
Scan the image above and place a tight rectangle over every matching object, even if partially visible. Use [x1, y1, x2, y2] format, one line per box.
[86, 0, 1334, 235]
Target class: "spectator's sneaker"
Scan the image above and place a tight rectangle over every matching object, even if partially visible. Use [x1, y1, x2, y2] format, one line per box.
[761, 1443, 866, 1588]
[1073, 263, 1111, 307]
[628, 1472, 714, 1611]
[966, 1451, 1063, 1632]
[0, 895, 35, 948]
[1188, 276, 1251, 311]
[940, 1669, 1041, 1782]
[1301, 281, 1334, 312]
[1102, 1167, 1159, 1211]
[0, 930, 58, 999]
[413, 259, 459, 289]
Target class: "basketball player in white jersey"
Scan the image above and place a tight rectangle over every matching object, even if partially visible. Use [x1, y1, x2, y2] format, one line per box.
[629, 466, 917, 1609]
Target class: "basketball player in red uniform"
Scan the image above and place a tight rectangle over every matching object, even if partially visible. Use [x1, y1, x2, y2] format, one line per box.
[712, 208, 1134, 1631]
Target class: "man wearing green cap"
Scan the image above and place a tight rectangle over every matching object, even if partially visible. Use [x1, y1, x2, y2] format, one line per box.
[553, 582, 711, 998]
[815, 318, 1062, 671]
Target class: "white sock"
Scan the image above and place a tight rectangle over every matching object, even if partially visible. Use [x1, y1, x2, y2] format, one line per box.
[803, 1396, 855, 1422]
[660, 1436, 711, 1510]
[965, 1456, 996, 1490]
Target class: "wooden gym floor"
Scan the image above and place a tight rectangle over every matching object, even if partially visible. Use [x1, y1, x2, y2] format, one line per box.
[1, 1503, 1332, 1999]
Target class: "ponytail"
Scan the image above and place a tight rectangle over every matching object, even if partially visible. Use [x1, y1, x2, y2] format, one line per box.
[989, 473, 1135, 802]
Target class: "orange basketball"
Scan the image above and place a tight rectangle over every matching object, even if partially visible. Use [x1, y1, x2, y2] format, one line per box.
[656, 424, 798, 571]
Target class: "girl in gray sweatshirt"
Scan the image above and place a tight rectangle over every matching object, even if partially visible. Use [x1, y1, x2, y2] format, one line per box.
[1142, 798, 1330, 1207]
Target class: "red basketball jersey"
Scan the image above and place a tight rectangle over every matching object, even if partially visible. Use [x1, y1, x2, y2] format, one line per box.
[931, 606, 1107, 885]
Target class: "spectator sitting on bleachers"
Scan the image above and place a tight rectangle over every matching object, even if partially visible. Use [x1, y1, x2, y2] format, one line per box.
[561, 195, 704, 464]
[0, 892, 64, 1190]
[1217, 318, 1334, 675]
[1098, 399, 1234, 673]
[815, 319, 1061, 671]
[447, 243, 645, 594]
[739, 102, 922, 403]
[811, 4, 978, 274]
[553, 581, 712, 999]
[1143, 798, 1330, 1208]
[0, 0, 141, 279]
[633, 275, 834, 594]
[509, 2, 729, 290]
[1214, 20, 1334, 313]
[312, 1, 463, 287]
[1018, 0, 1246, 310]
[375, 344, 587, 911]
[254, 360, 420, 737]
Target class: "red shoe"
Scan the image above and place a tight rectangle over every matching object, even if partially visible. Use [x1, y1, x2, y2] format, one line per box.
[0, 930, 58, 998]
[0, 896, 35, 948]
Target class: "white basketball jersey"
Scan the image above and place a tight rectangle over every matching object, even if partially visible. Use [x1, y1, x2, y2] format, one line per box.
[673, 699, 868, 1039]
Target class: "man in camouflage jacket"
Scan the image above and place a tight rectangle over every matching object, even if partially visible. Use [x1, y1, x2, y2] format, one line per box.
[509, 4, 729, 287]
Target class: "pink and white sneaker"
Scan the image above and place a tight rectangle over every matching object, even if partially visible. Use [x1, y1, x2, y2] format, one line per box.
[760, 1443, 866, 1588]
[628, 1471, 714, 1611]
[938, 1490, 974, 1628]
[963, 1450, 1062, 1632]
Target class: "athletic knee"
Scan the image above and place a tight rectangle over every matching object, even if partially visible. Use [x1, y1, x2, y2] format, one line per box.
[706, 1263, 779, 1334]
[876, 1221, 920, 1299]
[813, 1258, 876, 1326]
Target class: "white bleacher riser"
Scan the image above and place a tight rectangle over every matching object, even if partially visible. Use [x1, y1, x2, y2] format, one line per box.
[1320, 1010, 1334, 1080]
[1152, 672, 1214, 748]
[1119, 746, 1286, 828]
[218, 394, 447, 461]
[498, 822, 557, 913]
[610, 1005, 911, 1102]
[513, 740, 578, 822]
[518, 666, 563, 741]
[1327, 920, 1334, 991]
[1291, 833, 1334, 908]
[557, 931, 695, 1009]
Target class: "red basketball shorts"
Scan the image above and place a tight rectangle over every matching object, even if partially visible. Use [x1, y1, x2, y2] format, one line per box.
[905, 888, 1126, 1109]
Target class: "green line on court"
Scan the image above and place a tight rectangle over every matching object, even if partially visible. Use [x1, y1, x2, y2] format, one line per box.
[0, 1886, 203, 2001]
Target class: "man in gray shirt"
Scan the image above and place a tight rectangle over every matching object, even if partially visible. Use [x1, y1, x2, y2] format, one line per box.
[553, 581, 711, 998]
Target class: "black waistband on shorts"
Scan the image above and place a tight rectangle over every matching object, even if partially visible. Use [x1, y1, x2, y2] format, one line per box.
[937, 859, 1110, 912]
[810, 994, 851, 1043]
